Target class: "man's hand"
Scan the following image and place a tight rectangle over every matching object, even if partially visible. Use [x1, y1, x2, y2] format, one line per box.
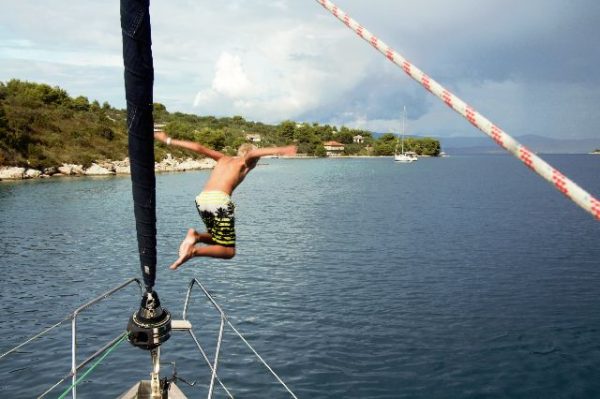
[280, 145, 297, 156]
[154, 131, 168, 143]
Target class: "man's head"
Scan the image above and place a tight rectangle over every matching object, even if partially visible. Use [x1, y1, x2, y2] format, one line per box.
[237, 143, 256, 157]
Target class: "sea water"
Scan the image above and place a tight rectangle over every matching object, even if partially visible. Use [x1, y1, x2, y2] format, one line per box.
[0, 155, 599, 398]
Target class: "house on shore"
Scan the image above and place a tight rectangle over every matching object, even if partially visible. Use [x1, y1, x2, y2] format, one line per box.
[323, 141, 345, 157]
[353, 134, 364, 144]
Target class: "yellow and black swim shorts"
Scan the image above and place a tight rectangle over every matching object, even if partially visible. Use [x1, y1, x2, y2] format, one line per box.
[195, 191, 236, 247]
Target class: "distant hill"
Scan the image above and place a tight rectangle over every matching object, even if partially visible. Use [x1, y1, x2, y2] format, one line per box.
[0, 80, 443, 168]
[372, 131, 599, 154]
[438, 134, 600, 155]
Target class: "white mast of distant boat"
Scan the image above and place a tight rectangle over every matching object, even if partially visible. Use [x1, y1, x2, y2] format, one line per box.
[394, 106, 417, 163]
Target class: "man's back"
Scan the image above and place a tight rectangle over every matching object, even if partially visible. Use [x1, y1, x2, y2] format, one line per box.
[203, 156, 250, 195]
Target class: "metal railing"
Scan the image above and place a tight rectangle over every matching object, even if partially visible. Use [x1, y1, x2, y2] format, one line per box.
[1, 277, 298, 399]
[182, 278, 298, 399]
[0, 277, 142, 399]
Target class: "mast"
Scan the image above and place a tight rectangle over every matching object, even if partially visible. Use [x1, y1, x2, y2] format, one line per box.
[121, 0, 157, 292]
[121, 0, 171, 365]
[401, 106, 405, 154]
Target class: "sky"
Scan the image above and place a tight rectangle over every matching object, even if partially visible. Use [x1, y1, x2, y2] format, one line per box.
[1, 0, 599, 140]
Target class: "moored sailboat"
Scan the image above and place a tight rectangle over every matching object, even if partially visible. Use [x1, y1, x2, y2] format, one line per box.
[394, 106, 418, 163]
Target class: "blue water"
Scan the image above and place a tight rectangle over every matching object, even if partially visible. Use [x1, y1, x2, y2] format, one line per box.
[0, 155, 599, 398]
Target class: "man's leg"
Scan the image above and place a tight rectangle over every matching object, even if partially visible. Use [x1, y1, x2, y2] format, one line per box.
[193, 230, 215, 245]
[177, 228, 214, 255]
[193, 245, 235, 259]
[169, 228, 235, 270]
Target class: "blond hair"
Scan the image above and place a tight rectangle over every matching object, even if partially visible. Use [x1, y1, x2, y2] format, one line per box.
[237, 143, 256, 157]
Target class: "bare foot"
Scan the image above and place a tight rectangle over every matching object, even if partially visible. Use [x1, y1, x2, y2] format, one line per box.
[170, 228, 197, 270]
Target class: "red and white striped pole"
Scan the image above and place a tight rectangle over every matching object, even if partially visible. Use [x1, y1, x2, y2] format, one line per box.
[316, 0, 600, 221]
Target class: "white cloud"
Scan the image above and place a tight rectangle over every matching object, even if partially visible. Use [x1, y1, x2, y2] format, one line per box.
[191, 20, 372, 122]
[212, 53, 253, 97]
[194, 52, 254, 107]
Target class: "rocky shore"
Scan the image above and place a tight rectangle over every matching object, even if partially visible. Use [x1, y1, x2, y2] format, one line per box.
[0, 154, 216, 181]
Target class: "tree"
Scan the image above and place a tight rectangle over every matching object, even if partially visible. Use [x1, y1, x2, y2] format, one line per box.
[153, 103, 168, 122]
[378, 133, 397, 144]
[373, 133, 397, 156]
[72, 96, 90, 111]
[343, 143, 361, 155]
[277, 120, 296, 143]
[193, 127, 228, 150]
[373, 142, 395, 155]
[40, 85, 69, 105]
[96, 126, 115, 140]
[0, 105, 7, 132]
[424, 137, 441, 156]
[336, 127, 354, 144]
[208, 130, 226, 150]
[166, 120, 194, 140]
[298, 142, 315, 155]
[0, 105, 8, 162]
[314, 124, 333, 141]
[294, 125, 317, 144]
[91, 100, 101, 110]
[402, 136, 441, 156]
[231, 115, 246, 126]
[314, 144, 327, 157]
[4, 106, 34, 151]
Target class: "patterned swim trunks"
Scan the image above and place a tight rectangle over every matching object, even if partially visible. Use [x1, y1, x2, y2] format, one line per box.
[195, 191, 236, 247]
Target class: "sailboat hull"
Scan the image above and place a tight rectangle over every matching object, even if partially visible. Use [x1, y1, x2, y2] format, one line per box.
[394, 154, 417, 162]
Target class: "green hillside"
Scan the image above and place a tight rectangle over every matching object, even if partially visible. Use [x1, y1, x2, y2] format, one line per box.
[0, 79, 440, 169]
[0, 80, 128, 169]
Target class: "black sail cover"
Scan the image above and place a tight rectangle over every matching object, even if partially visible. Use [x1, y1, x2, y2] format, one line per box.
[121, 0, 156, 289]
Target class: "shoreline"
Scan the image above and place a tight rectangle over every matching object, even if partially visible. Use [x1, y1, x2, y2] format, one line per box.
[0, 155, 400, 181]
[0, 154, 216, 182]
[3, 152, 593, 181]
[0, 154, 453, 181]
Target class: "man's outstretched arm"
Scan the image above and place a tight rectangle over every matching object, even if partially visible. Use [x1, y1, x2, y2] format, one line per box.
[154, 131, 224, 161]
[245, 145, 297, 162]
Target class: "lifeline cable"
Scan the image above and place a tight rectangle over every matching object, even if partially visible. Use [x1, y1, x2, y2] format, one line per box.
[56, 332, 129, 399]
[316, 0, 600, 221]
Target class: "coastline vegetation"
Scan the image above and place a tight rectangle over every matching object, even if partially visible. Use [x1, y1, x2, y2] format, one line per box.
[0, 79, 441, 169]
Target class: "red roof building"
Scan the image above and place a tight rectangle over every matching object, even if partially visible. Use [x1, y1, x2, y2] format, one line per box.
[323, 141, 345, 156]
